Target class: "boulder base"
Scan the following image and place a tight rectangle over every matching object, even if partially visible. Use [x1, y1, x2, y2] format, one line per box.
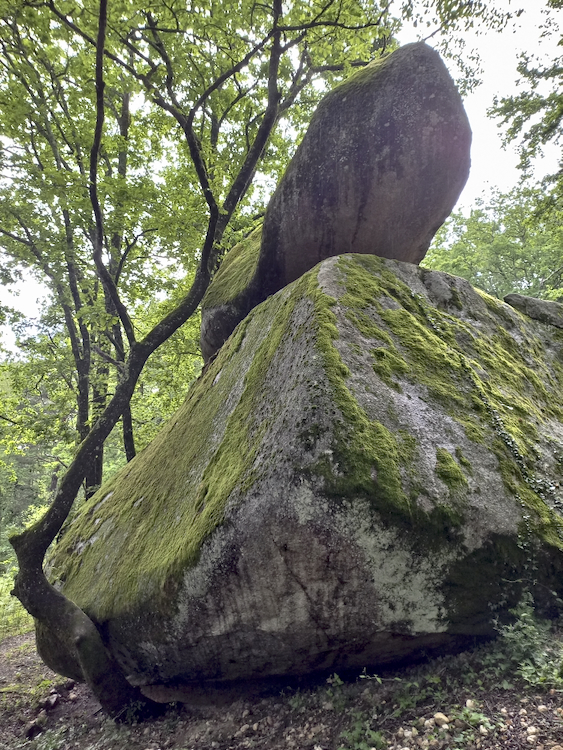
[46, 256, 563, 698]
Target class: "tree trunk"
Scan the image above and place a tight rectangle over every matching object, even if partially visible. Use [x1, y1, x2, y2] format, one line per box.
[10, 346, 163, 719]
[122, 402, 136, 461]
[12, 538, 161, 720]
[84, 351, 109, 498]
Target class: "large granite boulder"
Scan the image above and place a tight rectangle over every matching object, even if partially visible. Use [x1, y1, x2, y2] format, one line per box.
[201, 42, 471, 362]
[45, 255, 563, 700]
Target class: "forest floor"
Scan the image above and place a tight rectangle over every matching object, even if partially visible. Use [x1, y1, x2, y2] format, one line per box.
[1, 627, 563, 750]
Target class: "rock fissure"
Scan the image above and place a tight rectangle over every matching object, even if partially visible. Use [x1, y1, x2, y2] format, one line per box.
[269, 534, 333, 640]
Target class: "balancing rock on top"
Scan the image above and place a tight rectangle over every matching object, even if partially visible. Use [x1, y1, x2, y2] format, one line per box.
[201, 42, 471, 362]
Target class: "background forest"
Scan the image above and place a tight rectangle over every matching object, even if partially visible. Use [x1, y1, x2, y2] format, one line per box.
[0, 0, 562, 640]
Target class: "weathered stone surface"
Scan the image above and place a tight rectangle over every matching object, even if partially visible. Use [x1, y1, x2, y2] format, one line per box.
[260, 43, 471, 280]
[45, 256, 563, 699]
[201, 42, 471, 362]
[505, 292, 563, 329]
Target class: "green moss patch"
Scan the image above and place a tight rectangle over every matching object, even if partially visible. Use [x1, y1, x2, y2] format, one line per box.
[434, 448, 469, 524]
[435, 448, 468, 491]
[305, 265, 468, 546]
[304, 272, 410, 519]
[202, 225, 262, 309]
[52, 277, 305, 621]
[455, 447, 473, 475]
[333, 255, 563, 549]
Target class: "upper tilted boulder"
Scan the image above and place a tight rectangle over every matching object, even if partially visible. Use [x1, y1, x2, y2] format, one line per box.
[201, 42, 471, 362]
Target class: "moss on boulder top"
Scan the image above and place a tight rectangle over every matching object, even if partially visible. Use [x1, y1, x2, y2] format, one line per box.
[202, 226, 262, 310]
[45, 256, 563, 696]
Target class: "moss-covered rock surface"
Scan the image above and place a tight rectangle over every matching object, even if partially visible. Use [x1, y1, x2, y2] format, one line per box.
[46, 255, 563, 698]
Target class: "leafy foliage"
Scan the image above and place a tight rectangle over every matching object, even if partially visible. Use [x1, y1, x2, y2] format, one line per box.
[424, 186, 563, 300]
[491, 0, 563, 207]
[496, 594, 563, 689]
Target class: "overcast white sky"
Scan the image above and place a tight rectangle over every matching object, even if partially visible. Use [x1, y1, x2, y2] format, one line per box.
[2, 0, 561, 326]
[400, 0, 561, 208]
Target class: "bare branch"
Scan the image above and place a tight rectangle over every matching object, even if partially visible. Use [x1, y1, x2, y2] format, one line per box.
[0, 226, 32, 246]
[92, 345, 125, 371]
[0, 413, 20, 426]
[220, 0, 283, 223]
[115, 228, 159, 286]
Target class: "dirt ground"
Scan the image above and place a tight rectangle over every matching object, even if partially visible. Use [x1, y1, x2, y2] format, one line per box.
[1, 632, 563, 750]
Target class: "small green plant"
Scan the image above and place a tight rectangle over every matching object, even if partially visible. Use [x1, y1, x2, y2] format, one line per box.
[455, 705, 493, 730]
[0, 568, 33, 641]
[27, 727, 68, 750]
[326, 672, 344, 688]
[387, 675, 447, 717]
[339, 711, 386, 750]
[496, 594, 563, 689]
[288, 689, 304, 711]
[359, 668, 383, 684]
[325, 672, 348, 711]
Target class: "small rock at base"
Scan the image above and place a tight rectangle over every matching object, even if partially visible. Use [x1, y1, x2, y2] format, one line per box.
[40, 694, 59, 709]
[433, 712, 449, 726]
[24, 722, 43, 740]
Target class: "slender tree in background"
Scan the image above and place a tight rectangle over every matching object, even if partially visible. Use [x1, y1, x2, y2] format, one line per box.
[0, 8, 197, 497]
